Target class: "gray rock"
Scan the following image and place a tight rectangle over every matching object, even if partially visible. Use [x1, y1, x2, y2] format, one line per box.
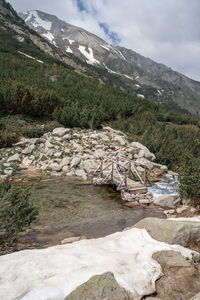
[60, 157, 70, 168]
[94, 149, 105, 158]
[70, 157, 81, 168]
[22, 144, 35, 155]
[83, 159, 98, 173]
[65, 272, 130, 300]
[45, 141, 54, 149]
[8, 153, 21, 163]
[75, 169, 87, 180]
[63, 134, 72, 140]
[136, 157, 154, 169]
[53, 127, 69, 137]
[49, 163, 62, 171]
[138, 149, 155, 162]
[153, 195, 181, 208]
[190, 293, 200, 300]
[113, 135, 126, 146]
[134, 217, 200, 247]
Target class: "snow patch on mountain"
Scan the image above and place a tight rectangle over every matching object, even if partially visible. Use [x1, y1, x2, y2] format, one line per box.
[78, 46, 100, 65]
[42, 32, 54, 42]
[18, 51, 44, 64]
[66, 46, 72, 53]
[68, 39, 75, 45]
[101, 45, 110, 51]
[28, 10, 52, 31]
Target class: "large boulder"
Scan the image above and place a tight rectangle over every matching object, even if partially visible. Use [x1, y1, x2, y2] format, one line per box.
[8, 153, 21, 163]
[65, 272, 130, 300]
[53, 127, 70, 137]
[152, 251, 200, 300]
[134, 217, 200, 248]
[130, 142, 155, 161]
[136, 157, 154, 169]
[83, 159, 98, 173]
[70, 157, 81, 168]
[153, 195, 181, 208]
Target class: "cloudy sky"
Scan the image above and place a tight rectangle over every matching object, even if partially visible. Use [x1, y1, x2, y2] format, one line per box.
[9, 0, 200, 81]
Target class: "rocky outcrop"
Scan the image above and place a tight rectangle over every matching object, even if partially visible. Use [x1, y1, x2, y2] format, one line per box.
[65, 272, 130, 300]
[153, 195, 181, 208]
[0, 127, 167, 187]
[152, 251, 200, 300]
[134, 217, 200, 248]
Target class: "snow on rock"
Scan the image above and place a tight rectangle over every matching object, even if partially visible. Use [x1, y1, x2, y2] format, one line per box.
[101, 45, 110, 51]
[28, 10, 52, 30]
[68, 39, 75, 45]
[42, 32, 54, 42]
[78, 46, 100, 65]
[0, 228, 194, 300]
[18, 51, 44, 64]
[137, 94, 145, 99]
[66, 46, 72, 53]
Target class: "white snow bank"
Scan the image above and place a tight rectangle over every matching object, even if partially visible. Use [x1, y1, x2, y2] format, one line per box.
[78, 46, 100, 65]
[169, 216, 200, 222]
[18, 51, 44, 64]
[28, 10, 52, 31]
[42, 32, 54, 42]
[0, 228, 194, 300]
[66, 46, 72, 53]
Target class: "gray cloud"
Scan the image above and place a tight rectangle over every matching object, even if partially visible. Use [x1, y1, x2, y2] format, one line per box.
[8, 0, 200, 81]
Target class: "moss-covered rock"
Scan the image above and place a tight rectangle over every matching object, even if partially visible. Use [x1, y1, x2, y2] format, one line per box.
[65, 272, 130, 300]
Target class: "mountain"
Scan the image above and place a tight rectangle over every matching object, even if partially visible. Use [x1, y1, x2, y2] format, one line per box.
[19, 9, 200, 115]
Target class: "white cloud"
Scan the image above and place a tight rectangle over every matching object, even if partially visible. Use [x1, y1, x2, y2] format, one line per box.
[8, 0, 200, 80]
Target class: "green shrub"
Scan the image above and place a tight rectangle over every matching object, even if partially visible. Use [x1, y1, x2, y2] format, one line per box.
[0, 180, 38, 249]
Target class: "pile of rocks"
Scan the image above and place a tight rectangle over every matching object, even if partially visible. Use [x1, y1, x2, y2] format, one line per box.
[0, 126, 167, 180]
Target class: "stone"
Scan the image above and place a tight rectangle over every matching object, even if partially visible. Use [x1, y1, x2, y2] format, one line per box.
[190, 293, 200, 300]
[45, 141, 54, 149]
[89, 133, 99, 140]
[152, 251, 200, 300]
[49, 163, 62, 171]
[136, 157, 154, 169]
[75, 169, 87, 180]
[62, 166, 69, 172]
[138, 149, 156, 162]
[63, 134, 72, 140]
[134, 217, 200, 247]
[60, 158, 69, 168]
[4, 169, 13, 176]
[83, 159, 98, 173]
[54, 152, 62, 158]
[65, 272, 130, 300]
[176, 205, 188, 214]
[139, 199, 152, 204]
[70, 157, 81, 168]
[22, 144, 35, 155]
[113, 135, 126, 146]
[94, 149, 105, 158]
[163, 209, 175, 215]
[53, 127, 69, 137]
[8, 153, 21, 163]
[153, 195, 181, 208]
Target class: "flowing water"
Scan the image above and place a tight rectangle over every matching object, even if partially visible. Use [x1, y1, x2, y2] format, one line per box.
[23, 177, 165, 246]
[148, 174, 179, 198]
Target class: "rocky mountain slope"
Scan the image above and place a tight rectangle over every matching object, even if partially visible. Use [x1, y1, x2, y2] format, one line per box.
[19, 9, 200, 115]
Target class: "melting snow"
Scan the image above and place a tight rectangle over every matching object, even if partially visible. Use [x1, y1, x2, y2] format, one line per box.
[78, 46, 100, 65]
[103, 63, 134, 80]
[101, 45, 110, 51]
[66, 46, 72, 53]
[0, 228, 194, 300]
[135, 84, 141, 88]
[28, 10, 52, 31]
[42, 32, 54, 42]
[68, 39, 75, 45]
[18, 51, 44, 64]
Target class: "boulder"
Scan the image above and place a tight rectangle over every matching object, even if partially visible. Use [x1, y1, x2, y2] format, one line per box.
[49, 163, 62, 172]
[138, 149, 155, 162]
[8, 153, 21, 163]
[75, 169, 87, 180]
[94, 149, 105, 158]
[113, 135, 126, 146]
[65, 272, 130, 300]
[153, 195, 181, 208]
[53, 127, 69, 137]
[136, 157, 154, 169]
[152, 251, 200, 300]
[45, 141, 54, 149]
[190, 293, 200, 300]
[83, 159, 98, 173]
[60, 158, 70, 168]
[22, 144, 35, 155]
[70, 157, 81, 168]
[63, 134, 72, 140]
[134, 217, 200, 248]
